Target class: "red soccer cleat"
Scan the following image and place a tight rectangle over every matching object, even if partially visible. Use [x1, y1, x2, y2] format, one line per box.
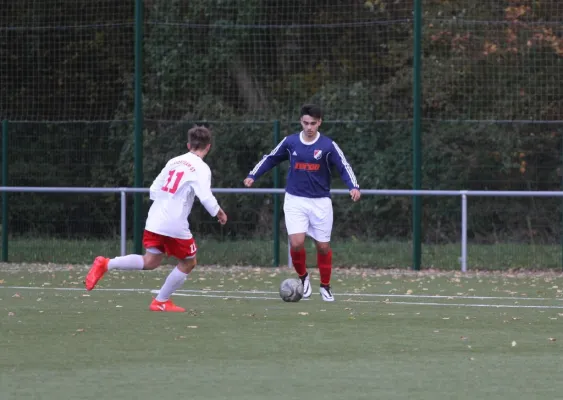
[149, 298, 186, 313]
[84, 256, 109, 291]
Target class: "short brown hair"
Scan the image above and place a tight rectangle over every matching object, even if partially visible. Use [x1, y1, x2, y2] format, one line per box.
[187, 125, 212, 150]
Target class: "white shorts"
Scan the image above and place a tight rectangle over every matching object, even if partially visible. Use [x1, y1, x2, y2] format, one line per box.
[283, 193, 333, 242]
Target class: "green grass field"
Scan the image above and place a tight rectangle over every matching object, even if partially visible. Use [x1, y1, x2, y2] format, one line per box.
[1, 263, 563, 400]
[4, 238, 563, 270]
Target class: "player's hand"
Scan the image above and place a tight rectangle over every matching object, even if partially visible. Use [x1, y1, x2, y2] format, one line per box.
[244, 178, 254, 187]
[217, 208, 228, 225]
[350, 189, 361, 202]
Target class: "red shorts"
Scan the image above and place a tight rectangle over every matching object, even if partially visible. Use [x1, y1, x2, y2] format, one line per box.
[142, 230, 197, 260]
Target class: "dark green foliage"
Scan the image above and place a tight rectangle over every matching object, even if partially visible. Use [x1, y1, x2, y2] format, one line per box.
[0, 0, 562, 244]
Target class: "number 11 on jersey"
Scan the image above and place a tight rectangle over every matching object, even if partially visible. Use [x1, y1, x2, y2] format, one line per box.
[161, 170, 184, 194]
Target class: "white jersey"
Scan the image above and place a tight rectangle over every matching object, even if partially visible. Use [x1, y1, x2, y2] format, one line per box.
[145, 152, 220, 239]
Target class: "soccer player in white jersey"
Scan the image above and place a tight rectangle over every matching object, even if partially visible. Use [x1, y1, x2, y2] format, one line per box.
[244, 104, 360, 302]
[84, 126, 228, 312]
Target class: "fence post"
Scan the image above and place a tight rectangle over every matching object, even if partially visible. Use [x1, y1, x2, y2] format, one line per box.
[460, 192, 468, 272]
[1, 120, 8, 262]
[411, 0, 423, 270]
[272, 121, 281, 266]
[288, 236, 292, 268]
[121, 190, 127, 256]
[133, 0, 144, 254]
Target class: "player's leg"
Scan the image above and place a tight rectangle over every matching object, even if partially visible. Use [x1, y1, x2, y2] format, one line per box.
[288, 232, 312, 297]
[284, 194, 312, 297]
[84, 230, 164, 291]
[308, 197, 334, 302]
[150, 237, 197, 312]
[106, 251, 163, 271]
[314, 240, 334, 302]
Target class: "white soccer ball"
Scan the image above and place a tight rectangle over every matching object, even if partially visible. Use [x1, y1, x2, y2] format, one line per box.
[279, 278, 304, 302]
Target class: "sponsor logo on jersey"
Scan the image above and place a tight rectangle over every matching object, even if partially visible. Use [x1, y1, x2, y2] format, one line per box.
[313, 150, 322, 160]
[295, 162, 320, 171]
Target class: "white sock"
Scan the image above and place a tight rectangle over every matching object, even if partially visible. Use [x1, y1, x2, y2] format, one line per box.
[155, 267, 188, 302]
[107, 254, 144, 270]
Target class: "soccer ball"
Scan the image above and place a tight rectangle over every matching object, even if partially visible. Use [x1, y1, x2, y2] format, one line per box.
[279, 278, 304, 302]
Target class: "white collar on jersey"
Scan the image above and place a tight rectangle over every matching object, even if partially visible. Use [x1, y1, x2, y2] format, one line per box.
[299, 131, 321, 145]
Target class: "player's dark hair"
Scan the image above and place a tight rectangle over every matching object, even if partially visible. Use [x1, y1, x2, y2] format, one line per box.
[188, 125, 212, 150]
[300, 104, 323, 119]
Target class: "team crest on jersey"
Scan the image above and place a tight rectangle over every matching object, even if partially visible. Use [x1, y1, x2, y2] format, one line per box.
[313, 150, 322, 160]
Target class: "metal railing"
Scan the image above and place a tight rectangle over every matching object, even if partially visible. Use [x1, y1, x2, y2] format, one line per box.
[1, 186, 563, 271]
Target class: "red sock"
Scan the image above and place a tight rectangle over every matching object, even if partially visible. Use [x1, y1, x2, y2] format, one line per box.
[290, 248, 307, 277]
[318, 249, 332, 286]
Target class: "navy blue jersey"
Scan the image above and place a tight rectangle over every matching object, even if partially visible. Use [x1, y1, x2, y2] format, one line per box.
[247, 132, 359, 198]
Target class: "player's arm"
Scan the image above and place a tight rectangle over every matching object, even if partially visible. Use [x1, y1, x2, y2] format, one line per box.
[245, 138, 289, 186]
[329, 141, 361, 201]
[193, 167, 227, 224]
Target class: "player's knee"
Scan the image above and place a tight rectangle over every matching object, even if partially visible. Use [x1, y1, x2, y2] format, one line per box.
[316, 243, 331, 255]
[178, 257, 197, 274]
[288, 233, 306, 250]
[289, 238, 305, 251]
[290, 243, 305, 252]
[142, 254, 161, 270]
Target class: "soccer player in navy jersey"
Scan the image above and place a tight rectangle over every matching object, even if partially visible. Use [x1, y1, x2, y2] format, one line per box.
[244, 104, 360, 301]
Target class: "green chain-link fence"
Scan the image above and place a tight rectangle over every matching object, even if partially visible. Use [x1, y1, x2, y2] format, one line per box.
[1, 1, 562, 269]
